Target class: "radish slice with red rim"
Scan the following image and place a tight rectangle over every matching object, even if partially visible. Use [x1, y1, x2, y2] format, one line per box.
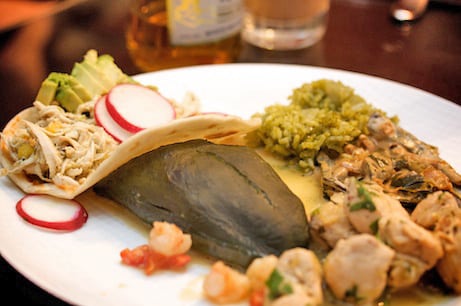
[94, 95, 134, 142]
[16, 194, 88, 231]
[106, 84, 176, 133]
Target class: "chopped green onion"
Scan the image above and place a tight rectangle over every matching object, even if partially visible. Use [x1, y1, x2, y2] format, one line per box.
[369, 218, 379, 235]
[349, 185, 376, 212]
[345, 284, 363, 302]
[266, 269, 293, 300]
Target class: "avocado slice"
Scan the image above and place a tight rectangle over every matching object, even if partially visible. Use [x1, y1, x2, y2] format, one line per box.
[67, 75, 93, 102]
[97, 54, 137, 85]
[71, 63, 108, 97]
[55, 85, 84, 112]
[80, 60, 115, 90]
[35, 79, 58, 105]
[34, 49, 139, 113]
[35, 72, 92, 111]
[83, 49, 136, 86]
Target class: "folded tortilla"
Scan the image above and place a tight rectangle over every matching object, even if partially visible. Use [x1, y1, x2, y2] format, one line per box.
[0, 106, 260, 199]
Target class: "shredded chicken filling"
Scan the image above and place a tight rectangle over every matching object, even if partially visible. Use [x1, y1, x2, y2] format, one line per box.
[1, 101, 118, 187]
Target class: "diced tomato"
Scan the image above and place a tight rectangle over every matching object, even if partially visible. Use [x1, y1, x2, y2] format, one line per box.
[249, 289, 265, 306]
[120, 245, 149, 266]
[120, 244, 191, 275]
[165, 253, 192, 269]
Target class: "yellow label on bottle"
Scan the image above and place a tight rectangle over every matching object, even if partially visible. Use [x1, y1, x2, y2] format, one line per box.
[167, 0, 242, 45]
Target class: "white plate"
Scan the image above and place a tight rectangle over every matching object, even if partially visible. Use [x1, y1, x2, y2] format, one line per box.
[1, 64, 460, 306]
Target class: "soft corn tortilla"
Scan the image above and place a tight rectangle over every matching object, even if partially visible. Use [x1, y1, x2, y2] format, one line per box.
[0, 107, 260, 199]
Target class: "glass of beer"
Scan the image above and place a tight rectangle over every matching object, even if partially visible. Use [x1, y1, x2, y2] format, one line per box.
[126, 0, 243, 72]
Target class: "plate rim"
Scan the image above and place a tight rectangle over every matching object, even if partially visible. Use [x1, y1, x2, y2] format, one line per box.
[1, 63, 460, 306]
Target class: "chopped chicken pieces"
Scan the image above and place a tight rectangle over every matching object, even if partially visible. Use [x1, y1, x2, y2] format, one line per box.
[310, 200, 357, 249]
[246, 255, 278, 291]
[341, 179, 444, 291]
[378, 215, 443, 268]
[387, 252, 429, 289]
[309, 176, 460, 299]
[437, 226, 461, 293]
[275, 248, 323, 306]
[411, 191, 461, 293]
[324, 234, 395, 304]
[204, 248, 324, 306]
[344, 179, 408, 234]
[345, 179, 443, 267]
[411, 191, 459, 232]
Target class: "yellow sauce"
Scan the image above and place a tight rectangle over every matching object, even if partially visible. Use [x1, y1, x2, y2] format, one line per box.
[256, 148, 326, 216]
[388, 287, 451, 306]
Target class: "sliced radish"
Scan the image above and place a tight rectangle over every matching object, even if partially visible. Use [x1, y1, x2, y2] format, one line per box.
[106, 84, 176, 133]
[94, 95, 134, 142]
[16, 194, 88, 231]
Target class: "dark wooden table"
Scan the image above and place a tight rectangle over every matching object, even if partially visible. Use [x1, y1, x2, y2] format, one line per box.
[0, 0, 460, 304]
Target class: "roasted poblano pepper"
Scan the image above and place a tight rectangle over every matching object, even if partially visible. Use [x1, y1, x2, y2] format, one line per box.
[94, 139, 310, 268]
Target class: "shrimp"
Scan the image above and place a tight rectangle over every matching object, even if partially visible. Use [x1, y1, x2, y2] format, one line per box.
[120, 221, 192, 275]
[148, 221, 192, 256]
[203, 261, 251, 304]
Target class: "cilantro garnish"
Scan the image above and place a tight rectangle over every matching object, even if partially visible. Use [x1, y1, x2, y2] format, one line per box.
[349, 185, 376, 212]
[266, 269, 293, 300]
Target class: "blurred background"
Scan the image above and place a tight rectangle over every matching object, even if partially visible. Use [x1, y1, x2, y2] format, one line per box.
[0, 0, 460, 304]
[1, 0, 460, 128]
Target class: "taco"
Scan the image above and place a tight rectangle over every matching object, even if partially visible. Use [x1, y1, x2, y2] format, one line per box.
[0, 100, 260, 200]
[0, 49, 260, 199]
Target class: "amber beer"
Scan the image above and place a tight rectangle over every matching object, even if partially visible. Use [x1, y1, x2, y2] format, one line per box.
[126, 0, 243, 72]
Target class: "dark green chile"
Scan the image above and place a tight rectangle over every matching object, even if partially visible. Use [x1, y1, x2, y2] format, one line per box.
[94, 139, 309, 268]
